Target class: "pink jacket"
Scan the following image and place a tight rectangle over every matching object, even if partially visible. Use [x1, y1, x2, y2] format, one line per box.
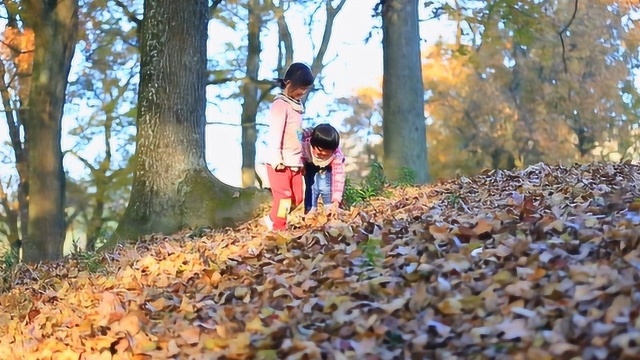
[301, 128, 346, 204]
[265, 95, 304, 168]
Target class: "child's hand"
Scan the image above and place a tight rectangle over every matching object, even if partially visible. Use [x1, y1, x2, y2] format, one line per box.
[274, 164, 285, 171]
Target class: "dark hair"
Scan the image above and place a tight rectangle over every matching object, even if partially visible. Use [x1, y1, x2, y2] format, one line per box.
[276, 62, 314, 89]
[310, 123, 340, 151]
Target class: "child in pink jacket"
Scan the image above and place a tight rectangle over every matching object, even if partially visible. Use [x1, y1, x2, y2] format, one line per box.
[263, 62, 315, 231]
[301, 123, 346, 215]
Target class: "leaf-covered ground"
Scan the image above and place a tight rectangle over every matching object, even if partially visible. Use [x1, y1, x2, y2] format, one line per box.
[2, 162, 640, 360]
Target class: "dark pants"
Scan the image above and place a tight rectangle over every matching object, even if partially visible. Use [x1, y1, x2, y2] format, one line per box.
[304, 162, 332, 213]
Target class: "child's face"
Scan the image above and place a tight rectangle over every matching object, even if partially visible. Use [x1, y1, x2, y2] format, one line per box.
[311, 146, 334, 160]
[284, 82, 312, 100]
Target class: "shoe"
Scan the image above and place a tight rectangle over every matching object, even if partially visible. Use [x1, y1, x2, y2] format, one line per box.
[262, 215, 274, 231]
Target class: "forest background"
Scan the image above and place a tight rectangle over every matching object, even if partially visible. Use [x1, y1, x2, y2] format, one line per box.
[0, 0, 639, 258]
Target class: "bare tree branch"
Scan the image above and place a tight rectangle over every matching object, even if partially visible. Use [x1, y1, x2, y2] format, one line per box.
[66, 151, 98, 172]
[64, 206, 84, 233]
[112, 0, 142, 28]
[558, 0, 579, 73]
[207, 121, 268, 127]
[257, 83, 278, 104]
[207, 74, 279, 87]
[208, 0, 224, 19]
[274, 0, 293, 73]
[311, 0, 347, 74]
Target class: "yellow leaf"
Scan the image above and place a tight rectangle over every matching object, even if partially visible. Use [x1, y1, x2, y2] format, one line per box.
[54, 349, 80, 360]
[527, 267, 546, 281]
[147, 297, 166, 311]
[459, 295, 483, 310]
[98, 350, 113, 360]
[493, 270, 514, 285]
[437, 298, 462, 315]
[179, 296, 194, 313]
[429, 224, 450, 241]
[584, 216, 598, 228]
[227, 332, 251, 355]
[290, 286, 306, 298]
[77, 319, 93, 335]
[323, 296, 351, 312]
[114, 314, 141, 336]
[245, 316, 265, 332]
[273, 288, 291, 298]
[628, 200, 640, 212]
[260, 307, 275, 317]
[179, 327, 201, 345]
[202, 336, 229, 350]
[327, 267, 345, 279]
[132, 332, 157, 354]
[166, 339, 180, 357]
[208, 271, 222, 286]
[255, 349, 279, 360]
[472, 218, 493, 235]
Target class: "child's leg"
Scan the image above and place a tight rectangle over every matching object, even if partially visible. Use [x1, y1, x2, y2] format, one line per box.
[311, 178, 320, 210]
[304, 164, 318, 213]
[266, 165, 292, 230]
[317, 171, 333, 208]
[291, 169, 304, 209]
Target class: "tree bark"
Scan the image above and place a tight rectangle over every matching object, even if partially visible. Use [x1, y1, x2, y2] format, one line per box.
[381, 0, 429, 183]
[21, 0, 78, 262]
[104, 0, 267, 250]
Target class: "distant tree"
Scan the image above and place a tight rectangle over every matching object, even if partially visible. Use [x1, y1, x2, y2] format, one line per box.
[0, 12, 33, 255]
[380, 0, 429, 183]
[334, 87, 384, 180]
[104, 0, 267, 249]
[239, 0, 266, 188]
[21, 0, 79, 262]
[423, 0, 640, 178]
[65, 0, 140, 251]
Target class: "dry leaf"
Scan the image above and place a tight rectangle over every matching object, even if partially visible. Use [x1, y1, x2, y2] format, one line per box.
[2, 162, 640, 358]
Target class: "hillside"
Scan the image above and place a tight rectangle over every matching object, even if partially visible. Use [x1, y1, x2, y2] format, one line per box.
[1, 162, 640, 359]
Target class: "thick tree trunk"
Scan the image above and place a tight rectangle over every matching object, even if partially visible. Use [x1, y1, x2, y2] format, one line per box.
[104, 0, 267, 250]
[241, 0, 262, 188]
[22, 0, 78, 262]
[381, 0, 429, 184]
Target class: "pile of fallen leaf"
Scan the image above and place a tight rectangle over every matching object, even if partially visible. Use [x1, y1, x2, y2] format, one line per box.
[2, 162, 640, 359]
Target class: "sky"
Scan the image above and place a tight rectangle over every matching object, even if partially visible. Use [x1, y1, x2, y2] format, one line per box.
[204, 0, 387, 187]
[0, 0, 454, 189]
[204, 0, 454, 187]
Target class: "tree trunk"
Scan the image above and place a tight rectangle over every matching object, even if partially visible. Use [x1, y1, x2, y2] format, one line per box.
[104, 0, 267, 250]
[381, 0, 429, 184]
[84, 185, 105, 252]
[241, 0, 262, 188]
[0, 59, 28, 254]
[22, 0, 78, 262]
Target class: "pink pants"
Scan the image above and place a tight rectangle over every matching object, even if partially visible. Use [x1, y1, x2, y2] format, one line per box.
[266, 165, 303, 230]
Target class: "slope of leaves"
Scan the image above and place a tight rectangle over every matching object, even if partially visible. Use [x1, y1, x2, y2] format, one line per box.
[2, 162, 640, 359]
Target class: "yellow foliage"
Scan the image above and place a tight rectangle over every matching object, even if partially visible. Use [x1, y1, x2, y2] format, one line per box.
[0, 26, 34, 103]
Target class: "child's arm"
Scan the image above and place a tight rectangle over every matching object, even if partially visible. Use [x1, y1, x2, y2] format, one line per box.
[266, 101, 288, 166]
[301, 127, 313, 139]
[300, 128, 313, 162]
[331, 148, 346, 204]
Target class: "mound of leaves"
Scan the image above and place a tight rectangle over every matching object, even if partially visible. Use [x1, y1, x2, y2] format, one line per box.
[2, 162, 640, 359]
